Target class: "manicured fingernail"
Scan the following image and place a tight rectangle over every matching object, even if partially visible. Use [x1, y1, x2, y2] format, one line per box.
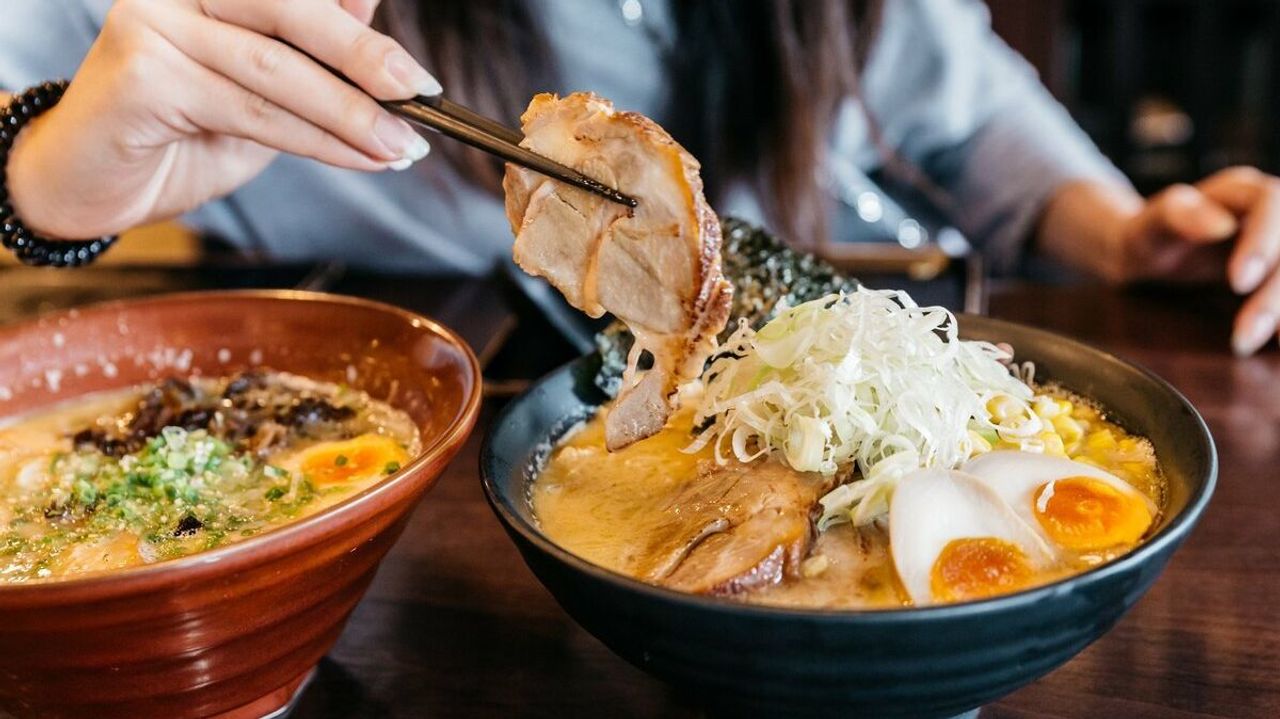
[1168, 188, 1196, 207]
[1234, 255, 1268, 294]
[404, 134, 429, 161]
[373, 113, 429, 160]
[386, 158, 414, 171]
[1211, 213, 1238, 238]
[1233, 311, 1276, 357]
[385, 48, 442, 96]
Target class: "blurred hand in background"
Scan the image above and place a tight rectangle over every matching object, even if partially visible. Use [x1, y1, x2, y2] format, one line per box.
[1038, 167, 1280, 356]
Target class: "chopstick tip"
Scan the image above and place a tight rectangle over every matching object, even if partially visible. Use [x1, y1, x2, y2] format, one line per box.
[591, 181, 638, 209]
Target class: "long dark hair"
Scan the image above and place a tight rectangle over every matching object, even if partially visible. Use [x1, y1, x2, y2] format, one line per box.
[380, 0, 883, 246]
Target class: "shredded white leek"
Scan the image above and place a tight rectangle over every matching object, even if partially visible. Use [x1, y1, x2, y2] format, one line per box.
[686, 288, 1041, 528]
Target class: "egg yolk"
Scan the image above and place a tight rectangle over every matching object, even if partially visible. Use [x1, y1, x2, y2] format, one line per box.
[1032, 476, 1153, 552]
[297, 434, 408, 486]
[929, 537, 1034, 603]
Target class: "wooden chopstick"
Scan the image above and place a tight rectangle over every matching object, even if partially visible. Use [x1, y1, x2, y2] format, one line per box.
[384, 96, 638, 209]
[279, 39, 637, 209]
[419, 96, 522, 145]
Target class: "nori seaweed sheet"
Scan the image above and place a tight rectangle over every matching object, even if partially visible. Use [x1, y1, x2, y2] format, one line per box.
[594, 217, 859, 396]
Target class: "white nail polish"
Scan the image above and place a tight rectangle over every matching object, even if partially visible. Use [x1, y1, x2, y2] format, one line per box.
[387, 158, 414, 171]
[385, 49, 442, 97]
[1235, 256, 1267, 294]
[403, 135, 430, 162]
[1234, 312, 1277, 357]
[417, 74, 443, 97]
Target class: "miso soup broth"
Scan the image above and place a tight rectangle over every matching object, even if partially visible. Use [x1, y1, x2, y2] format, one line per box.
[532, 289, 1170, 609]
[534, 388, 1165, 609]
[0, 370, 419, 582]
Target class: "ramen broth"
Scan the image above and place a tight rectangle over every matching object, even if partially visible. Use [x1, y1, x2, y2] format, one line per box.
[534, 389, 1165, 609]
[0, 371, 419, 582]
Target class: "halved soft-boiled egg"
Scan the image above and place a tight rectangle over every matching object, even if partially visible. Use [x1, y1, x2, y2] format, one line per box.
[290, 434, 409, 486]
[889, 468, 1055, 606]
[961, 451, 1157, 553]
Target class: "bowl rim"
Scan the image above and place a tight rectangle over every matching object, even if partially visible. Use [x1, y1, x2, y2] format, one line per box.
[481, 313, 1218, 622]
[0, 289, 483, 600]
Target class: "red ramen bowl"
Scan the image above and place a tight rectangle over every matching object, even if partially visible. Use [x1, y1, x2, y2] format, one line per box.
[0, 291, 481, 719]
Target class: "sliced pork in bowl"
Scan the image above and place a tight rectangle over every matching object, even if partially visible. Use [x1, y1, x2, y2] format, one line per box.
[483, 93, 1216, 718]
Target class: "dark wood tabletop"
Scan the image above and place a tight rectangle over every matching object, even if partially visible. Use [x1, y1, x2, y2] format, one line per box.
[269, 278, 1276, 719]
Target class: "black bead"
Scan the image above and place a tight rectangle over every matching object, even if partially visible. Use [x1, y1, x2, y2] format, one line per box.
[0, 80, 115, 267]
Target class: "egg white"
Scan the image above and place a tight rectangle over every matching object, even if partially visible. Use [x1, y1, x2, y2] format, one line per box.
[888, 468, 1054, 606]
[960, 451, 1157, 546]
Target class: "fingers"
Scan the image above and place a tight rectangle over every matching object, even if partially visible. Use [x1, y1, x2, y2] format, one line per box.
[182, 59, 393, 172]
[1198, 167, 1280, 294]
[1141, 184, 1238, 245]
[340, 0, 383, 25]
[1233, 269, 1280, 356]
[196, 0, 440, 100]
[1232, 188, 1280, 294]
[1119, 184, 1238, 279]
[1196, 166, 1270, 209]
[160, 11, 428, 165]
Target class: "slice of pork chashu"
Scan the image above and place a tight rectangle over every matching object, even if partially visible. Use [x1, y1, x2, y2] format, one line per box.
[634, 461, 830, 596]
[503, 92, 733, 451]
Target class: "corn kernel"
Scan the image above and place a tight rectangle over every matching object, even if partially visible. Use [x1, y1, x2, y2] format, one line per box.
[1038, 431, 1066, 456]
[988, 396, 1017, 422]
[1086, 429, 1116, 452]
[1122, 461, 1151, 477]
[1052, 415, 1084, 446]
[1034, 396, 1061, 419]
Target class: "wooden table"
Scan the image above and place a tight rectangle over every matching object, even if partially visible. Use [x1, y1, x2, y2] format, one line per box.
[275, 279, 1275, 718]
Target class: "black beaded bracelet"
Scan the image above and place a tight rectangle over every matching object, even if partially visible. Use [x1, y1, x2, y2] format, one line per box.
[0, 81, 116, 267]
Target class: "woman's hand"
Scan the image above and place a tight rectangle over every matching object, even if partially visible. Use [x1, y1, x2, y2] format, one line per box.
[1115, 167, 1280, 355]
[1039, 167, 1280, 356]
[6, 0, 438, 240]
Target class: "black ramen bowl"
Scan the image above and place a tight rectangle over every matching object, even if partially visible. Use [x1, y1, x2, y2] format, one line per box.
[480, 315, 1216, 719]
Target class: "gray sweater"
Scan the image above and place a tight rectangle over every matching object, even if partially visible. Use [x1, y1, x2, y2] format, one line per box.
[0, 0, 1126, 275]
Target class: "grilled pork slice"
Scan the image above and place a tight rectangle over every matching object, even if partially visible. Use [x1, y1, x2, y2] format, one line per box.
[633, 461, 829, 595]
[503, 92, 733, 450]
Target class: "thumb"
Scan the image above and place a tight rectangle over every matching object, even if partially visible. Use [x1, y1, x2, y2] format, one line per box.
[1140, 184, 1239, 245]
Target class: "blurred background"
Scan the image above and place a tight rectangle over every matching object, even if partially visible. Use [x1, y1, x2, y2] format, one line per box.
[990, 0, 1279, 193]
[827, 0, 1280, 285]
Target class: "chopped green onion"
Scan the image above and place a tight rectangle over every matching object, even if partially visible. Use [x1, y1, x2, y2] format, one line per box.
[689, 289, 1039, 528]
